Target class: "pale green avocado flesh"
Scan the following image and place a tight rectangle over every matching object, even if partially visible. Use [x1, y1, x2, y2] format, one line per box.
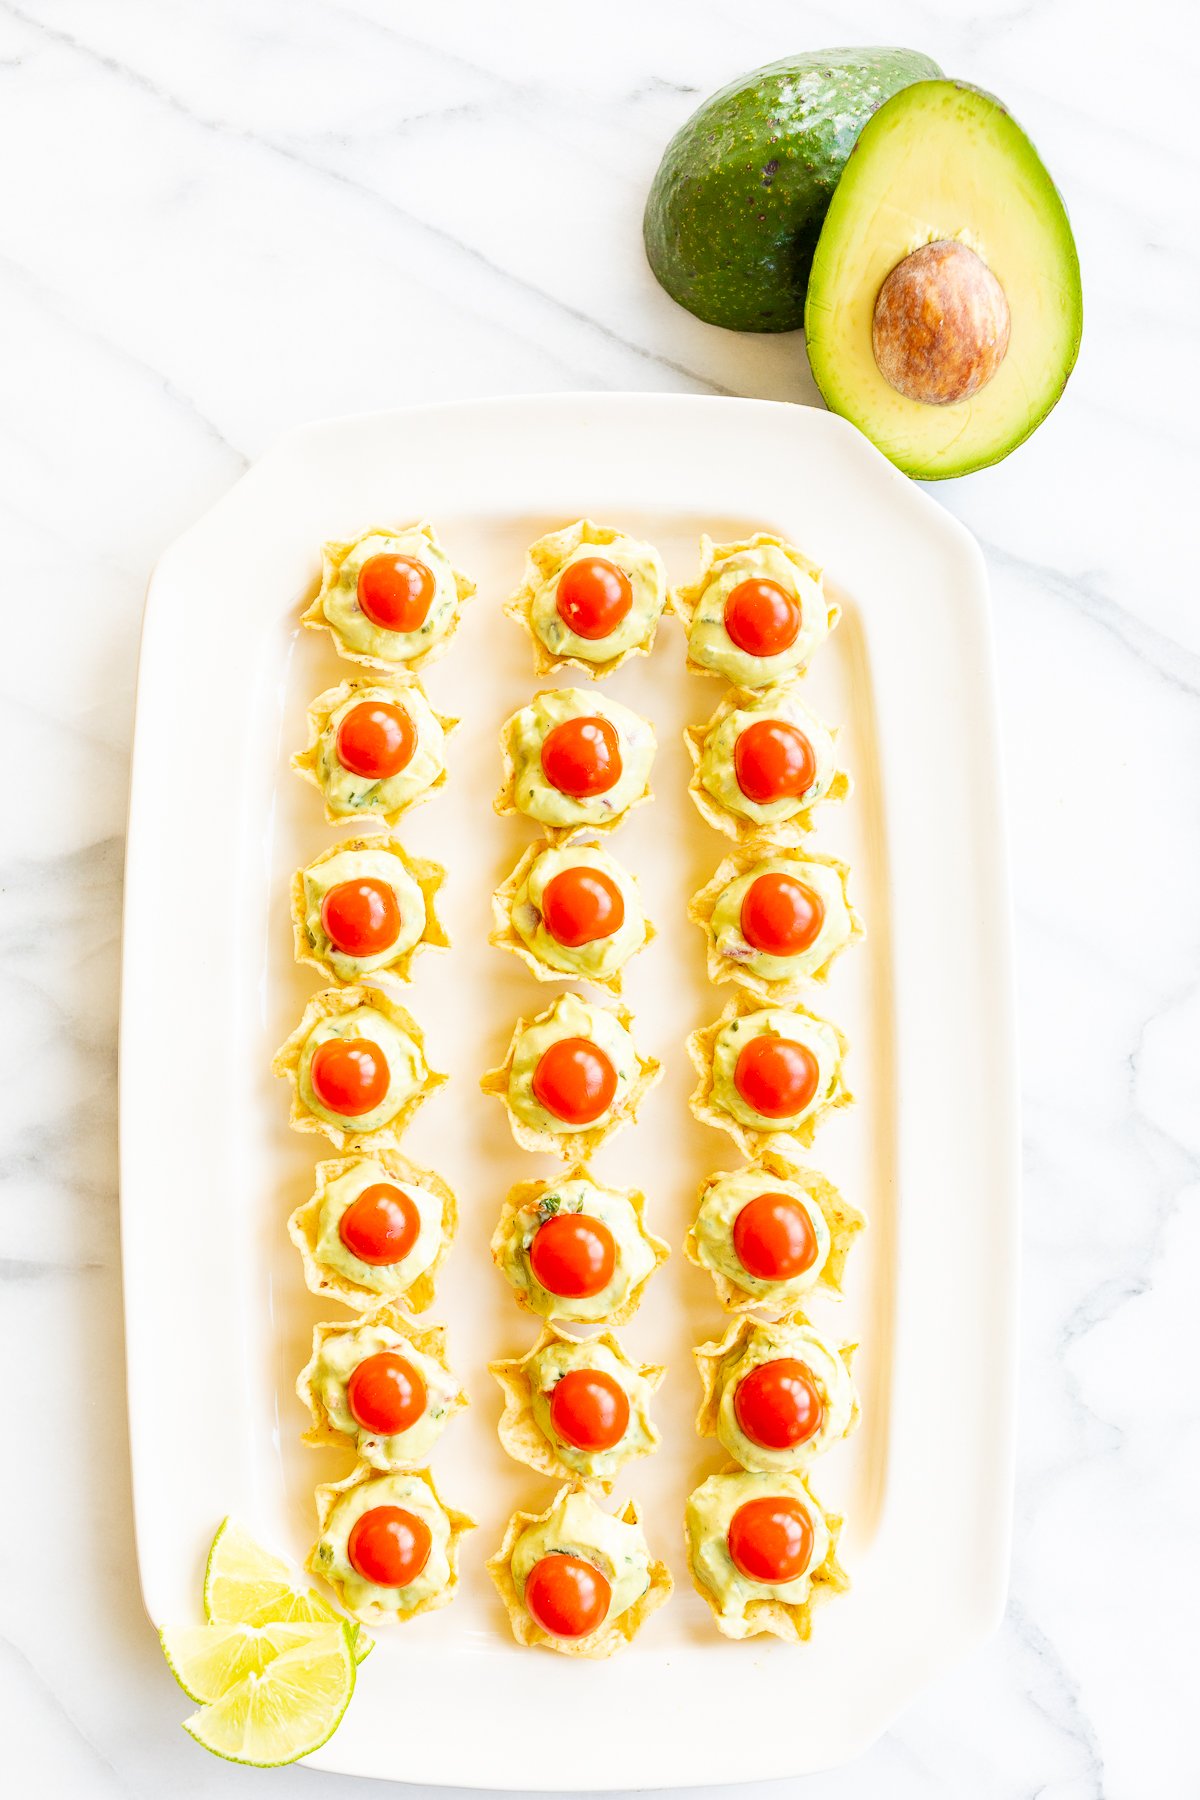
[804, 80, 1083, 478]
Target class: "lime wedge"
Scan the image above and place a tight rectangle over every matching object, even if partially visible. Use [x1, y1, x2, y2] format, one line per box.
[202, 1518, 372, 1661]
[162, 1620, 343, 1705]
[182, 1622, 354, 1766]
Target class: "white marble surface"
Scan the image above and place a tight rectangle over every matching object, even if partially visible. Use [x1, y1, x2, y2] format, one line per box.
[1, 0, 1195, 1795]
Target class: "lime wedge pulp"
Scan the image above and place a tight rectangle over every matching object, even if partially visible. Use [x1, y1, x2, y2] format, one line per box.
[202, 1517, 372, 1661]
[162, 1619, 346, 1706]
[182, 1622, 355, 1766]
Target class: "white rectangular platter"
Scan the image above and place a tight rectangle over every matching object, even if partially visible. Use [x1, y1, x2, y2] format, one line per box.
[120, 393, 1018, 1788]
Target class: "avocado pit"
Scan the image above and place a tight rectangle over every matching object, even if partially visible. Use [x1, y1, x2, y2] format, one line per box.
[872, 239, 1011, 406]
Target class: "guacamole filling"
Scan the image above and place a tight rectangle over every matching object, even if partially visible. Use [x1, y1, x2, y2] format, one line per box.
[302, 847, 426, 980]
[497, 1177, 656, 1323]
[699, 689, 836, 828]
[507, 993, 637, 1138]
[511, 1490, 651, 1634]
[711, 1007, 841, 1132]
[315, 1161, 442, 1297]
[509, 690, 654, 829]
[710, 856, 852, 982]
[319, 685, 446, 818]
[298, 1006, 425, 1133]
[511, 844, 644, 980]
[528, 1338, 656, 1482]
[687, 543, 828, 688]
[320, 529, 460, 663]
[531, 538, 665, 663]
[715, 1321, 854, 1470]
[687, 1469, 829, 1623]
[692, 1169, 830, 1304]
[314, 1473, 452, 1618]
[308, 1321, 459, 1469]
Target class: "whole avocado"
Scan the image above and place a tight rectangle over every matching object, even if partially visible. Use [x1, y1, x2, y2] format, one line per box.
[644, 47, 942, 332]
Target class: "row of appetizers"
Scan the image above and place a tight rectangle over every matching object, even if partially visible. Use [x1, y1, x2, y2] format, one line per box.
[294, 671, 846, 850]
[301, 519, 836, 693]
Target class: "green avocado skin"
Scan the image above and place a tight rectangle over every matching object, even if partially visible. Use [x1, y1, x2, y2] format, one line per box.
[644, 47, 942, 333]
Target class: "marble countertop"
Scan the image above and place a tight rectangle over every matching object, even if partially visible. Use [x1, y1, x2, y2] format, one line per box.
[2, 1, 1193, 1796]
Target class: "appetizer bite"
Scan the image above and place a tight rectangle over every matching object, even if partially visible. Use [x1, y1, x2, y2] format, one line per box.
[685, 1151, 863, 1316]
[490, 838, 653, 993]
[686, 681, 848, 846]
[310, 1465, 473, 1626]
[292, 837, 448, 986]
[504, 519, 668, 677]
[694, 1317, 858, 1472]
[491, 1166, 668, 1326]
[298, 1311, 467, 1470]
[685, 1469, 846, 1641]
[689, 848, 861, 999]
[288, 1151, 456, 1312]
[481, 992, 660, 1157]
[490, 1324, 663, 1492]
[293, 678, 456, 828]
[673, 533, 837, 688]
[496, 688, 655, 840]
[274, 986, 445, 1151]
[302, 523, 473, 672]
[488, 1486, 671, 1658]
[688, 998, 851, 1154]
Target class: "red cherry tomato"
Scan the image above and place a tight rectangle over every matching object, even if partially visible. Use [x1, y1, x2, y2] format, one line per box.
[525, 1552, 611, 1638]
[532, 1038, 618, 1124]
[356, 554, 436, 632]
[723, 578, 801, 658]
[733, 1035, 819, 1120]
[733, 1192, 819, 1282]
[338, 1182, 422, 1265]
[727, 1495, 814, 1584]
[549, 1368, 631, 1451]
[733, 1358, 824, 1450]
[540, 716, 622, 798]
[346, 1351, 427, 1436]
[734, 720, 816, 805]
[309, 1037, 390, 1117]
[542, 866, 626, 948]
[335, 700, 416, 779]
[740, 873, 824, 957]
[321, 878, 402, 957]
[346, 1504, 432, 1588]
[556, 557, 633, 640]
[529, 1212, 616, 1298]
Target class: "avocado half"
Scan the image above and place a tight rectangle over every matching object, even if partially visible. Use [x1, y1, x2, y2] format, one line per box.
[804, 80, 1083, 479]
[643, 48, 942, 332]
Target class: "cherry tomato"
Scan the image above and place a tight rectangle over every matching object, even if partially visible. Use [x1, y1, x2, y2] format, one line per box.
[542, 866, 626, 948]
[346, 1351, 427, 1436]
[321, 878, 402, 958]
[733, 1035, 819, 1120]
[529, 1212, 616, 1298]
[338, 1182, 422, 1265]
[727, 1495, 814, 1585]
[556, 557, 633, 640]
[734, 720, 816, 805]
[346, 1504, 432, 1588]
[739, 873, 824, 957]
[733, 1192, 819, 1282]
[335, 700, 416, 779]
[356, 554, 436, 632]
[540, 716, 622, 798]
[723, 578, 801, 658]
[525, 1552, 611, 1638]
[532, 1037, 618, 1124]
[309, 1037, 390, 1117]
[549, 1368, 630, 1451]
[733, 1358, 824, 1450]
